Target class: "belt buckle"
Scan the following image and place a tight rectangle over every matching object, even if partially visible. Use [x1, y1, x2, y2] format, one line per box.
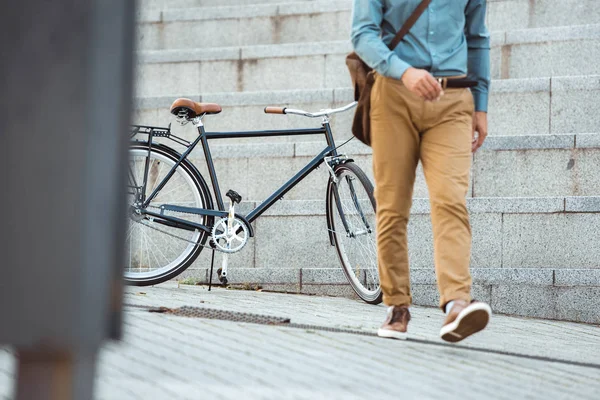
[437, 77, 447, 90]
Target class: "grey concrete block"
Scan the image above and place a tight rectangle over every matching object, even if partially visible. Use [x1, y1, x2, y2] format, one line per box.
[472, 149, 578, 197]
[556, 287, 600, 324]
[502, 213, 600, 268]
[325, 53, 353, 88]
[275, 10, 351, 44]
[263, 200, 325, 217]
[491, 77, 551, 93]
[574, 149, 600, 196]
[551, 76, 600, 134]
[254, 215, 340, 269]
[576, 133, 600, 149]
[134, 62, 201, 97]
[527, 0, 600, 29]
[300, 284, 360, 300]
[409, 268, 437, 285]
[163, 4, 278, 21]
[504, 41, 554, 80]
[193, 156, 253, 202]
[408, 213, 503, 269]
[506, 39, 600, 79]
[467, 197, 565, 214]
[139, 47, 239, 63]
[163, 19, 241, 50]
[200, 60, 240, 93]
[204, 88, 335, 107]
[175, 267, 208, 283]
[506, 24, 600, 45]
[135, 23, 164, 52]
[260, 283, 301, 294]
[242, 56, 327, 91]
[279, 0, 351, 15]
[471, 268, 554, 285]
[486, 0, 530, 31]
[554, 269, 600, 286]
[136, 10, 162, 23]
[239, 16, 283, 47]
[295, 140, 372, 157]
[204, 102, 334, 132]
[490, 45, 502, 80]
[410, 198, 431, 215]
[240, 155, 330, 201]
[482, 134, 575, 150]
[301, 268, 348, 284]
[488, 91, 550, 136]
[412, 284, 492, 308]
[208, 267, 300, 284]
[492, 285, 556, 319]
[241, 41, 348, 60]
[131, 108, 161, 127]
[565, 196, 600, 212]
[208, 142, 295, 159]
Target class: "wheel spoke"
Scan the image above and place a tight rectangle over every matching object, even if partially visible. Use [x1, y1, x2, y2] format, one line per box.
[125, 147, 206, 283]
[329, 166, 380, 303]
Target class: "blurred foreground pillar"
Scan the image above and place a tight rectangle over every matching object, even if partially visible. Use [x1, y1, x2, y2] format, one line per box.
[0, 1, 135, 399]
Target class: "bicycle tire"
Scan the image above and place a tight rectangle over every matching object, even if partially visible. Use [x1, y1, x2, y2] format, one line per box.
[327, 162, 382, 304]
[125, 142, 213, 286]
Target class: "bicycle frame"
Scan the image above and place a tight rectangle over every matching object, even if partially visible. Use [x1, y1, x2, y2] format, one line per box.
[134, 119, 343, 233]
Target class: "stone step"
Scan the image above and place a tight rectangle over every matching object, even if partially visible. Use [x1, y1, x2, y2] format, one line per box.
[173, 196, 600, 273]
[176, 266, 600, 324]
[135, 133, 600, 201]
[135, 25, 600, 95]
[134, 74, 600, 136]
[137, 0, 599, 51]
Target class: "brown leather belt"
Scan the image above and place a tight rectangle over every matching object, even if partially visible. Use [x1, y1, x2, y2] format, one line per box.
[437, 77, 477, 89]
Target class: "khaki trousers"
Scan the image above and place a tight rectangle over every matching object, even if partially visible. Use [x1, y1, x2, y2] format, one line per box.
[370, 74, 474, 309]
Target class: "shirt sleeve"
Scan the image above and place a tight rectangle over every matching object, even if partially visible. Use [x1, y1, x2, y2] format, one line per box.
[465, 0, 491, 112]
[350, 0, 412, 80]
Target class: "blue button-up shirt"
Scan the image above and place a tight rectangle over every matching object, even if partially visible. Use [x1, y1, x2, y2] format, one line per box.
[351, 0, 491, 112]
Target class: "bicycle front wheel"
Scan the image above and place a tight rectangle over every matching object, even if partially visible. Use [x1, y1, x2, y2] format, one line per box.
[125, 143, 212, 286]
[327, 162, 382, 304]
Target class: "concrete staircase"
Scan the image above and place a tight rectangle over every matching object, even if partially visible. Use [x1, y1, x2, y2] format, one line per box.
[133, 0, 600, 324]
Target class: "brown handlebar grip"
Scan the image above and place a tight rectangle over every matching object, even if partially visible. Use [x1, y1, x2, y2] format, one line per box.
[264, 106, 287, 114]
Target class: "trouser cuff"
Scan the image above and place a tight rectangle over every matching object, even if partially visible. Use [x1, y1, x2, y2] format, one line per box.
[383, 293, 412, 307]
[440, 292, 471, 311]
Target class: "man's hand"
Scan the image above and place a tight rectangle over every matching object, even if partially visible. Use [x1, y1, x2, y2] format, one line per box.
[401, 67, 443, 101]
[472, 111, 488, 152]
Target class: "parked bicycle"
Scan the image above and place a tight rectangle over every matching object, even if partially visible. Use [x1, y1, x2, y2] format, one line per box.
[126, 98, 381, 304]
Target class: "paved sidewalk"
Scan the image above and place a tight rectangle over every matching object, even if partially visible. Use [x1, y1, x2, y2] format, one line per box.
[1, 283, 599, 399]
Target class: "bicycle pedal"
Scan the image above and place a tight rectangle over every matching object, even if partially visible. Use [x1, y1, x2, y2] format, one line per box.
[226, 189, 242, 205]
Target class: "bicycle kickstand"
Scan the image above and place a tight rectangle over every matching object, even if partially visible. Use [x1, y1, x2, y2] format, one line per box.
[208, 249, 215, 291]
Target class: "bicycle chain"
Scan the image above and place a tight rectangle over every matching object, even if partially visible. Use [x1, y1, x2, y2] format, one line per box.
[131, 207, 246, 253]
[133, 206, 215, 249]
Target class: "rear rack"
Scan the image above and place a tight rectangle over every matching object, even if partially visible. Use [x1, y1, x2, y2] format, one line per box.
[130, 124, 191, 147]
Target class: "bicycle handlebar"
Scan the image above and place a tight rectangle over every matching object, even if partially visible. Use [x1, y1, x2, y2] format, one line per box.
[264, 106, 287, 114]
[264, 101, 357, 118]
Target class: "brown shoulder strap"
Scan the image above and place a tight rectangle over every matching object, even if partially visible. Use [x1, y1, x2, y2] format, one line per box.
[388, 0, 431, 51]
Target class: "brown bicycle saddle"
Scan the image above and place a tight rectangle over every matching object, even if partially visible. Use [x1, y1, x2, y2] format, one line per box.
[170, 98, 222, 118]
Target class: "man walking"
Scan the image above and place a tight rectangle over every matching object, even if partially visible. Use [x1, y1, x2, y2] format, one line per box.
[351, 0, 492, 342]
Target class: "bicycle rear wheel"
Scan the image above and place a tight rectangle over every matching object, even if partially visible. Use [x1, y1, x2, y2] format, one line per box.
[327, 162, 382, 304]
[125, 143, 212, 286]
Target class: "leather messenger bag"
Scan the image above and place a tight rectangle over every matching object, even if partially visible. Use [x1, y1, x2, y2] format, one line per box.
[346, 0, 431, 146]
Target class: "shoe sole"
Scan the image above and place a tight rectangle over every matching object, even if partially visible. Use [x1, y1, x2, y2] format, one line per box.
[440, 303, 491, 343]
[377, 328, 408, 340]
